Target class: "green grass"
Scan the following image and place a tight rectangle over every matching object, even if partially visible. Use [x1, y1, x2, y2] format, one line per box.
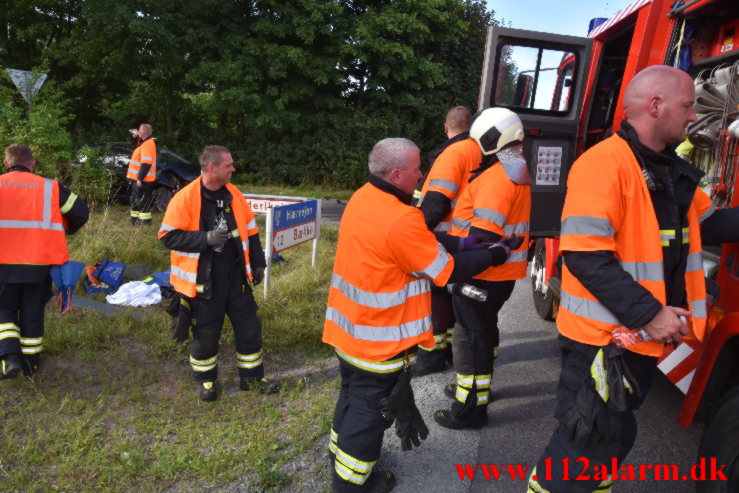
[0, 204, 339, 492]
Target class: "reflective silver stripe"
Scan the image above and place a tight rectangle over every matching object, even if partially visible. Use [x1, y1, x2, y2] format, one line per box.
[506, 250, 528, 264]
[335, 348, 415, 373]
[141, 155, 154, 161]
[60, 192, 78, 214]
[686, 252, 703, 273]
[591, 349, 609, 402]
[475, 374, 492, 387]
[432, 221, 452, 232]
[237, 350, 263, 362]
[699, 204, 716, 223]
[452, 216, 471, 231]
[20, 337, 42, 345]
[173, 250, 200, 259]
[0, 330, 20, 341]
[42, 179, 52, 224]
[247, 219, 257, 230]
[503, 221, 529, 236]
[130, 159, 142, 165]
[561, 216, 615, 238]
[230, 229, 240, 238]
[473, 207, 506, 228]
[159, 223, 176, 233]
[692, 299, 707, 319]
[190, 354, 217, 371]
[457, 374, 474, 386]
[619, 260, 664, 282]
[560, 291, 620, 325]
[411, 243, 450, 279]
[0, 220, 64, 231]
[450, 198, 458, 208]
[241, 240, 249, 252]
[171, 265, 197, 283]
[22, 346, 43, 354]
[428, 179, 458, 195]
[331, 274, 431, 309]
[325, 306, 432, 342]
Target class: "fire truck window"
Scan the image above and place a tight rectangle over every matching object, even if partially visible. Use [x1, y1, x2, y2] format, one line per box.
[496, 45, 576, 113]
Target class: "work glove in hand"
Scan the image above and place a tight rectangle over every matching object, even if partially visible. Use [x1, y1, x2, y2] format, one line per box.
[603, 344, 642, 412]
[166, 294, 191, 343]
[486, 234, 523, 258]
[458, 233, 486, 251]
[379, 370, 429, 451]
[252, 267, 265, 286]
[206, 229, 229, 246]
[562, 385, 619, 448]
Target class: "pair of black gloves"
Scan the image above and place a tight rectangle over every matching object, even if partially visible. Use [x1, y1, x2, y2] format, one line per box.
[380, 369, 429, 452]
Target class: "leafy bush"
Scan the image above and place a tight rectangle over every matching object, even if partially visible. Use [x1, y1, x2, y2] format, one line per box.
[66, 145, 116, 207]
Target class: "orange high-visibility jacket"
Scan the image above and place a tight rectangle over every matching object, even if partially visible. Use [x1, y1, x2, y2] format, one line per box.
[417, 138, 482, 232]
[127, 137, 157, 182]
[322, 181, 455, 362]
[450, 163, 531, 281]
[0, 171, 69, 265]
[158, 177, 257, 297]
[557, 134, 711, 357]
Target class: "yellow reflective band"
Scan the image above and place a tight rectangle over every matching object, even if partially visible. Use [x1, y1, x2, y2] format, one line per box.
[595, 478, 614, 492]
[591, 349, 609, 403]
[138, 212, 152, 220]
[196, 284, 204, 293]
[456, 373, 474, 387]
[60, 192, 78, 214]
[335, 460, 369, 485]
[330, 429, 338, 442]
[230, 229, 239, 238]
[336, 349, 415, 373]
[335, 447, 375, 473]
[446, 326, 454, 337]
[456, 385, 470, 403]
[0, 331, 21, 341]
[477, 391, 489, 405]
[475, 374, 492, 388]
[20, 337, 42, 345]
[237, 351, 263, 362]
[0, 323, 19, 331]
[21, 346, 43, 354]
[130, 211, 140, 218]
[527, 467, 552, 493]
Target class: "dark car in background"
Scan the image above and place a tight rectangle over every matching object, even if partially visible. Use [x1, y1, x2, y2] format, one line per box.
[76, 142, 200, 211]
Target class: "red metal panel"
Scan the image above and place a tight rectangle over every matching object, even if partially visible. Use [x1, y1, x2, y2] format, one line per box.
[678, 313, 739, 427]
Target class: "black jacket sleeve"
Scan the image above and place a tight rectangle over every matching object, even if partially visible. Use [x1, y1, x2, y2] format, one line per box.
[248, 233, 266, 269]
[137, 163, 152, 182]
[434, 232, 460, 252]
[420, 191, 452, 230]
[701, 207, 739, 245]
[448, 250, 494, 283]
[58, 184, 89, 235]
[160, 230, 208, 252]
[564, 250, 663, 329]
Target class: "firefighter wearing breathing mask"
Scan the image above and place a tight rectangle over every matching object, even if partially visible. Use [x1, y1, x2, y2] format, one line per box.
[434, 107, 531, 430]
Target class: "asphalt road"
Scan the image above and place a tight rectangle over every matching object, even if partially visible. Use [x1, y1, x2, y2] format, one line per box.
[379, 277, 705, 493]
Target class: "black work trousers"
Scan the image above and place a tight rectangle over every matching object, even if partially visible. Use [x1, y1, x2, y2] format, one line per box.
[528, 335, 658, 493]
[417, 286, 454, 365]
[450, 279, 515, 420]
[0, 281, 52, 370]
[330, 356, 398, 491]
[129, 181, 155, 223]
[189, 270, 263, 383]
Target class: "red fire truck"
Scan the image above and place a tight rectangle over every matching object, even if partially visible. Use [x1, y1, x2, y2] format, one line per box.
[478, 1, 738, 490]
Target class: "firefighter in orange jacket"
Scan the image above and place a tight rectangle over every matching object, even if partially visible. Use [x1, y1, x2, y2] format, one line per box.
[528, 66, 739, 493]
[412, 106, 475, 377]
[433, 108, 531, 430]
[158, 145, 277, 401]
[127, 123, 157, 226]
[0, 144, 89, 379]
[323, 137, 518, 492]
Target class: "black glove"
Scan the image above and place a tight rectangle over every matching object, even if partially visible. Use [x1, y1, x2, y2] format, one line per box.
[206, 229, 229, 246]
[166, 294, 191, 343]
[379, 370, 429, 451]
[252, 267, 264, 286]
[602, 344, 642, 412]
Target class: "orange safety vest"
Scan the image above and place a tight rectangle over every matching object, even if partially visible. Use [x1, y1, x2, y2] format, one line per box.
[158, 177, 257, 297]
[417, 138, 482, 232]
[0, 171, 69, 265]
[322, 181, 455, 363]
[557, 134, 710, 357]
[127, 138, 157, 182]
[449, 163, 531, 281]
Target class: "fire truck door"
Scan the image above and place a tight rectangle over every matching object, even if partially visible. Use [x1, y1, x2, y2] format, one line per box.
[479, 27, 592, 237]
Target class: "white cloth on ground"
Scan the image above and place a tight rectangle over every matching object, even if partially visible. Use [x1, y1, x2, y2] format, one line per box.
[106, 281, 162, 307]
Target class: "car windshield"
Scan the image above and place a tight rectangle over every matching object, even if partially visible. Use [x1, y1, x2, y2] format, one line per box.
[159, 148, 190, 165]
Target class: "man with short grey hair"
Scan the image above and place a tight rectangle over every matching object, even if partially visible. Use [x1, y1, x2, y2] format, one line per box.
[323, 137, 511, 492]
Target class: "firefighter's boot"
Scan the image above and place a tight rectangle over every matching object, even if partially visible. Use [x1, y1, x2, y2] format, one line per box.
[199, 381, 219, 401]
[0, 353, 22, 380]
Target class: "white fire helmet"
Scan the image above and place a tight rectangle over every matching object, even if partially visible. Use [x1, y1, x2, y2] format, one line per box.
[470, 107, 524, 155]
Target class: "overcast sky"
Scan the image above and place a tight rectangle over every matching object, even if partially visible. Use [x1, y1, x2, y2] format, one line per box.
[487, 0, 638, 37]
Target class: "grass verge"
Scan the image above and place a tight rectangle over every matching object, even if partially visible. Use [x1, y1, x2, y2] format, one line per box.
[0, 204, 339, 492]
